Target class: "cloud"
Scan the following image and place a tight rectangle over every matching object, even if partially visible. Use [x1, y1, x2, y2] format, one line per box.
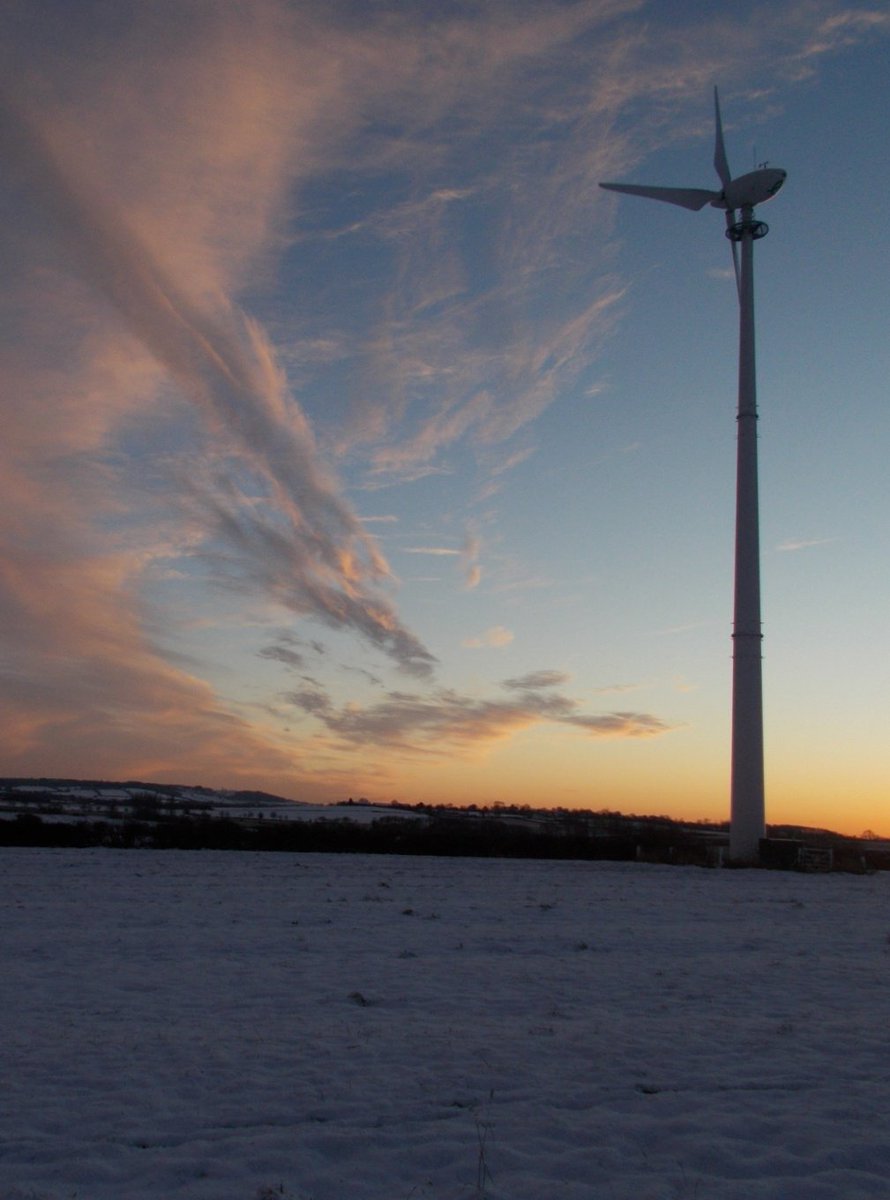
[258, 635, 314, 672]
[398, 529, 482, 589]
[0, 0, 881, 789]
[672, 676, 698, 694]
[503, 670, 571, 691]
[360, 287, 628, 483]
[461, 528, 483, 590]
[260, 646, 306, 671]
[0, 542, 321, 794]
[797, 8, 889, 65]
[464, 564, 483, 591]
[285, 679, 676, 754]
[342, 665, 384, 689]
[0, 18, 437, 678]
[327, 3, 880, 490]
[561, 712, 675, 737]
[284, 687, 332, 717]
[462, 626, 515, 649]
[776, 537, 838, 552]
[0, 0, 465, 784]
[652, 620, 714, 636]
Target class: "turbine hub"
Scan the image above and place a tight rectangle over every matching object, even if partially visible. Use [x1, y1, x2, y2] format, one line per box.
[726, 217, 769, 242]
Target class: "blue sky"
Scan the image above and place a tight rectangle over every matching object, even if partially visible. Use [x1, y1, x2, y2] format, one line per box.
[0, 1, 887, 833]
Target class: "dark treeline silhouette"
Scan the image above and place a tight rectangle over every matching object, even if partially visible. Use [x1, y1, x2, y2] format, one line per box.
[2, 778, 885, 871]
[2, 808, 886, 872]
[0, 808, 704, 861]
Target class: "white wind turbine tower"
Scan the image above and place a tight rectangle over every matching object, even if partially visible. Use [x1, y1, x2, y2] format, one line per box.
[600, 89, 786, 863]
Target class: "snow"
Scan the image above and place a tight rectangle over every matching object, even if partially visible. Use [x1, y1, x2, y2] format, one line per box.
[2, 848, 889, 1200]
[0, 781, 427, 826]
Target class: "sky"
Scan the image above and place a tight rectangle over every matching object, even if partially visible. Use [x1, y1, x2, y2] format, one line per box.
[1, 0, 888, 836]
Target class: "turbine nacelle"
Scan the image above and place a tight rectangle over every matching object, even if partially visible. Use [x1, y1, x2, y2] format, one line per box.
[717, 167, 786, 213]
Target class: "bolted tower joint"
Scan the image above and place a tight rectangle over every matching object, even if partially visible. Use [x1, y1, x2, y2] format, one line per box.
[726, 217, 769, 241]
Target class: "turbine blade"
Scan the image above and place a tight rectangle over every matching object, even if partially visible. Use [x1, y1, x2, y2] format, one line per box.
[599, 182, 718, 211]
[713, 87, 731, 190]
[725, 209, 741, 299]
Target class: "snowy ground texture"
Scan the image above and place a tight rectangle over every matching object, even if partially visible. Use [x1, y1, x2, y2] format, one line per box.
[3, 849, 890, 1200]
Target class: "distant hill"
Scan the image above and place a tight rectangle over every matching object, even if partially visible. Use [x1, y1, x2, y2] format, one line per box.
[0, 777, 304, 819]
[1, 777, 885, 872]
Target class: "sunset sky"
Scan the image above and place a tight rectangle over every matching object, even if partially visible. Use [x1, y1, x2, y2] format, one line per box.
[1, 1, 887, 835]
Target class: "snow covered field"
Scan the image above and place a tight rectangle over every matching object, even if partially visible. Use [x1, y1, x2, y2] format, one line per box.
[2, 849, 889, 1200]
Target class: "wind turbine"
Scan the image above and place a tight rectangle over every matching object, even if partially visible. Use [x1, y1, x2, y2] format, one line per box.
[600, 90, 786, 864]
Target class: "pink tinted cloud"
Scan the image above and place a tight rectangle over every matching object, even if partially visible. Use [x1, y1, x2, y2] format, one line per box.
[0, 1, 449, 782]
[0, 19, 435, 675]
[462, 626, 515, 649]
[0, 541, 325, 795]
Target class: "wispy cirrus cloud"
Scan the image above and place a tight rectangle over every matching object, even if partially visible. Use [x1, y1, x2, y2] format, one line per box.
[259, 643, 307, 671]
[461, 528, 483, 591]
[776, 536, 838, 552]
[398, 528, 482, 589]
[0, 0, 452, 783]
[462, 626, 515, 649]
[0, 82, 434, 674]
[795, 7, 889, 67]
[591, 681, 645, 695]
[258, 633, 327, 673]
[310, 1, 890, 501]
[285, 676, 675, 755]
[503, 670, 572, 691]
[0, 0, 880, 792]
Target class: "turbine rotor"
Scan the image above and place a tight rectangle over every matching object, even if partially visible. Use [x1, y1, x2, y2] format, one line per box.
[599, 88, 785, 301]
